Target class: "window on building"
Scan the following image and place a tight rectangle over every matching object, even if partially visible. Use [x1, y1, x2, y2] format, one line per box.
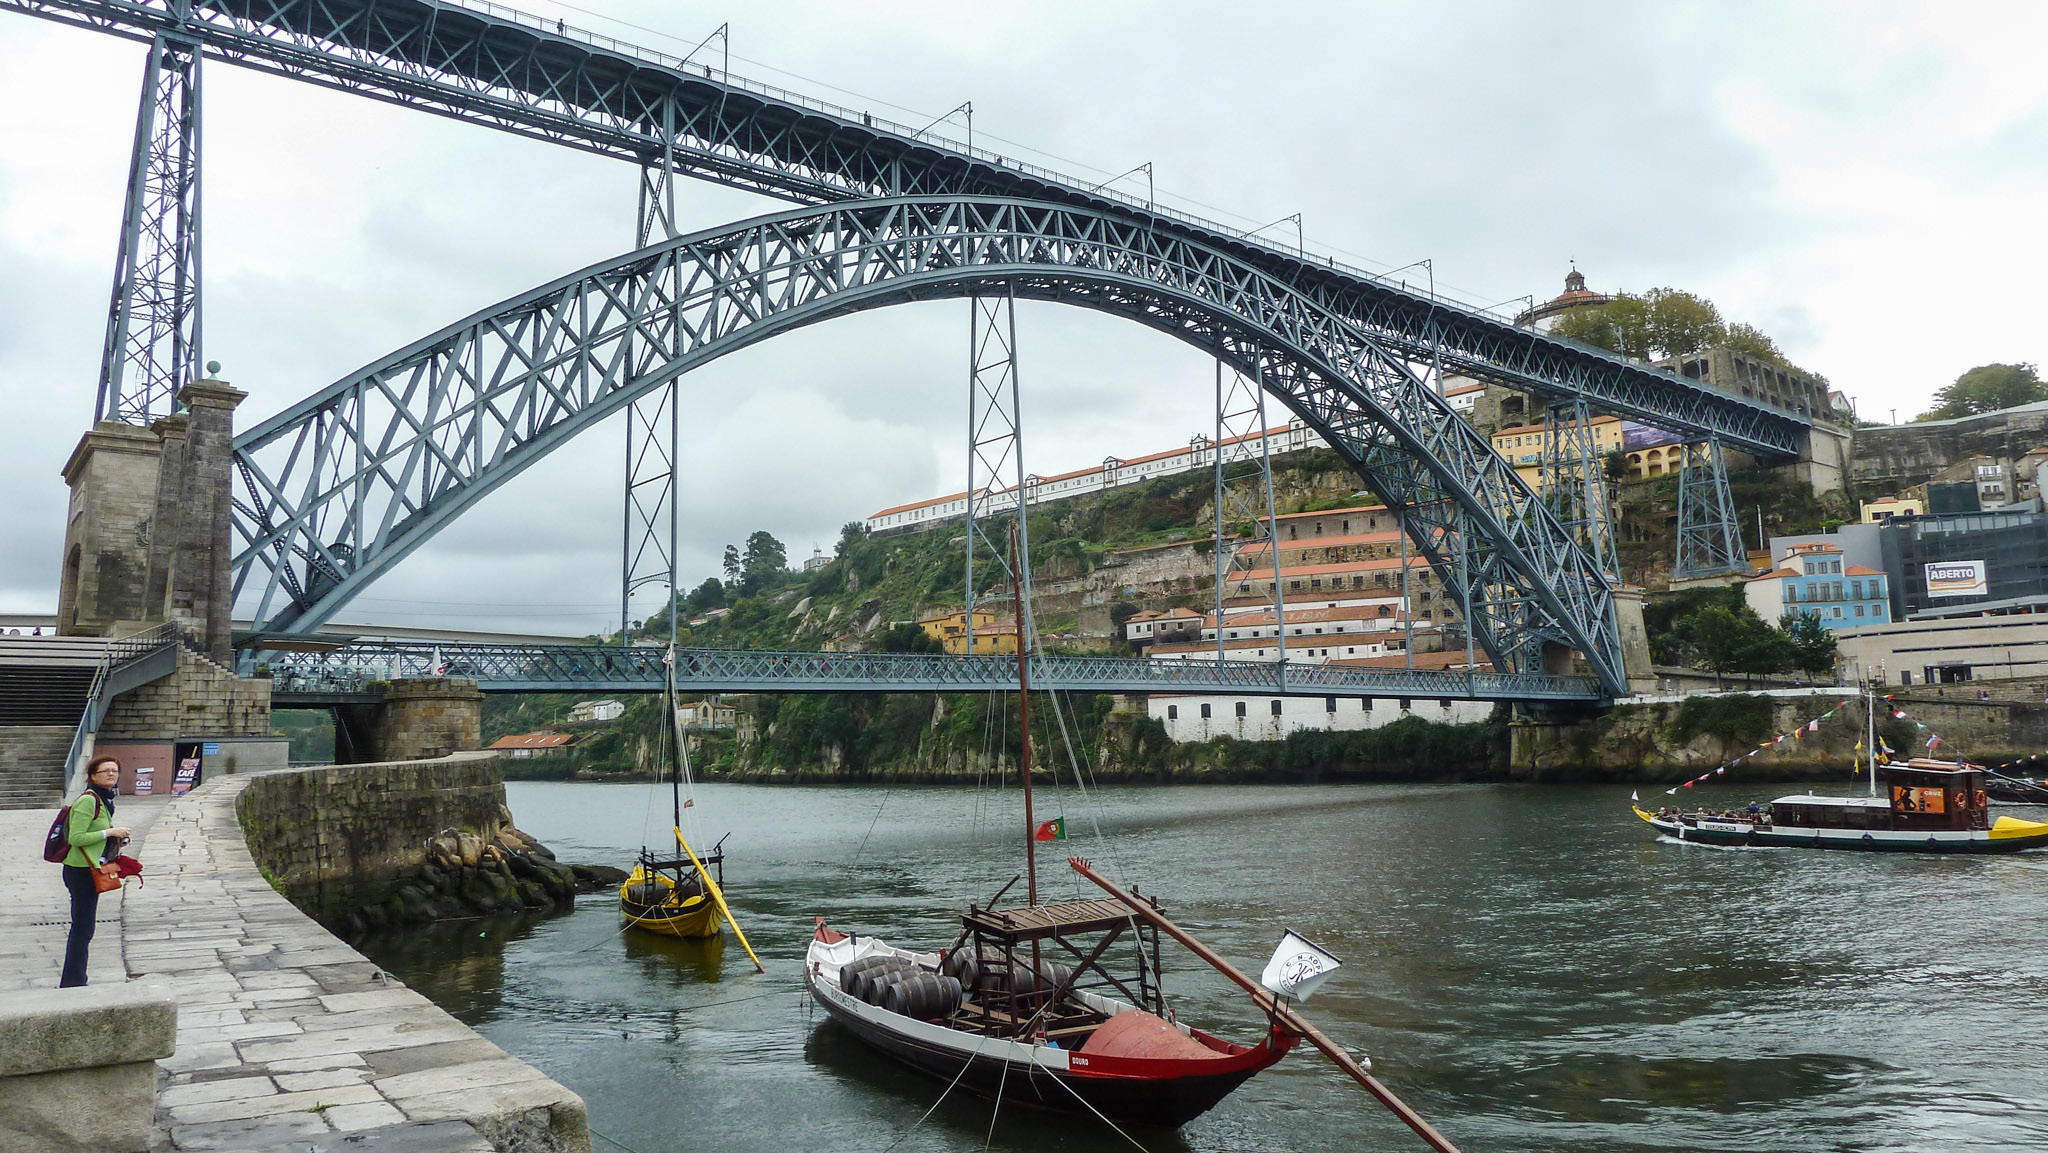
[1832, 607, 1843, 618]
[1200, 703, 1212, 719]
[1326, 696, 1338, 713]
[1272, 700, 1283, 716]
[1235, 701, 1247, 718]
[1855, 604, 1866, 617]
[1851, 579, 1862, 599]
[1398, 698, 1412, 711]
[1167, 705, 1178, 719]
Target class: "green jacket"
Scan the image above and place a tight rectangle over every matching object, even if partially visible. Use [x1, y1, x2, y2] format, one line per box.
[64, 792, 114, 869]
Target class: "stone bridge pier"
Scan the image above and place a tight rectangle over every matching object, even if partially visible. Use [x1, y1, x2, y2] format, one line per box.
[331, 678, 484, 764]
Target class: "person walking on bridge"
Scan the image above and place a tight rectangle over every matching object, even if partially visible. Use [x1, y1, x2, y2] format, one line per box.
[58, 756, 130, 987]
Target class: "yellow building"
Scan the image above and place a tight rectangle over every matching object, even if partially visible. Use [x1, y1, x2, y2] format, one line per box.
[917, 607, 1018, 655]
[1489, 416, 1627, 491]
[1860, 495, 1925, 523]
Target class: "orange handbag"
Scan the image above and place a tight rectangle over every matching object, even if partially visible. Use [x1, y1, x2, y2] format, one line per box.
[90, 862, 122, 893]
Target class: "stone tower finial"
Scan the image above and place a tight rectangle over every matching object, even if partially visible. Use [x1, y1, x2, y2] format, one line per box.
[1564, 263, 1586, 293]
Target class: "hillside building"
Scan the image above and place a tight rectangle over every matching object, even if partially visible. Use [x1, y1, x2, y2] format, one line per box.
[1745, 542, 1891, 630]
[917, 607, 1018, 655]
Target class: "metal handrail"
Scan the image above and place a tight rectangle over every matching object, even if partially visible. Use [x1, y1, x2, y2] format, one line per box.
[259, 639, 1604, 702]
[58, 621, 191, 795]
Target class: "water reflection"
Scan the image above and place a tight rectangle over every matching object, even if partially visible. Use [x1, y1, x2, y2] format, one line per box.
[620, 926, 728, 986]
[353, 783, 2048, 1153]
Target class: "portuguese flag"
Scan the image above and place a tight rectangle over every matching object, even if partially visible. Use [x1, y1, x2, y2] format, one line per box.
[1033, 817, 1066, 842]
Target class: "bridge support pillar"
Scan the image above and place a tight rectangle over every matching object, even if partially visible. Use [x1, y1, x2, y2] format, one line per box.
[335, 678, 483, 764]
[1610, 587, 1657, 694]
[57, 378, 244, 660]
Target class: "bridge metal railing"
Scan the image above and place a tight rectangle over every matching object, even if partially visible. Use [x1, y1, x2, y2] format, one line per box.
[258, 641, 1605, 703]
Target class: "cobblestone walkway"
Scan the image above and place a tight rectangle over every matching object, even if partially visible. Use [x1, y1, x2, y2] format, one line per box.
[1, 776, 588, 1153]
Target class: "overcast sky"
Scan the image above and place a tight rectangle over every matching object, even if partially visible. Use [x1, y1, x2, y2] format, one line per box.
[2, 1, 2043, 635]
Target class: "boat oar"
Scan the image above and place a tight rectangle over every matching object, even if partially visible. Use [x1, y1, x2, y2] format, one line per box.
[1069, 857, 1463, 1153]
[675, 828, 763, 973]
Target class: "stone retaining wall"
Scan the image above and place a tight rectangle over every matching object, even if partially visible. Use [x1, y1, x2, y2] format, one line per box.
[235, 754, 582, 937]
[1512, 690, 2048, 781]
[100, 647, 270, 741]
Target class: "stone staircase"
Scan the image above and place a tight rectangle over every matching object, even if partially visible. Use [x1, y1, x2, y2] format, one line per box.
[0, 725, 75, 810]
[0, 632, 185, 810]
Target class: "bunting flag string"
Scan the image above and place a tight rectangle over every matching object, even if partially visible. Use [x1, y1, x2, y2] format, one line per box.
[1877, 694, 2048, 783]
[1663, 697, 1860, 796]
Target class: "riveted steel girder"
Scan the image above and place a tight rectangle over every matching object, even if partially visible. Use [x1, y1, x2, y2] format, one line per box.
[260, 640, 1602, 702]
[227, 196, 1627, 695]
[8, 0, 1811, 457]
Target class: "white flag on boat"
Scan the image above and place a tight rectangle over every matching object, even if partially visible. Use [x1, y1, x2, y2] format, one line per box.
[1259, 929, 1342, 1002]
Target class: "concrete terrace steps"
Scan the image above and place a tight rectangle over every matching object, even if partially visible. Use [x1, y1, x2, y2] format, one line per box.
[0, 726, 76, 811]
[0, 633, 124, 669]
[0, 666, 95, 726]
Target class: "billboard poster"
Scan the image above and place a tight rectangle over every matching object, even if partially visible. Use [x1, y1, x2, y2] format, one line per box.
[1924, 560, 1988, 598]
[170, 740, 203, 795]
[1620, 422, 1676, 452]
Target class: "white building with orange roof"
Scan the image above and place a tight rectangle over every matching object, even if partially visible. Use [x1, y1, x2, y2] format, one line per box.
[864, 421, 1327, 533]
[1745, 541, 1890, 631]
[1147, 646, 1497, 741]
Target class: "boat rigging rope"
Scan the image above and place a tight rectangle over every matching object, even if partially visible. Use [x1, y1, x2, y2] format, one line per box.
[877, 1028, 1000, 1153]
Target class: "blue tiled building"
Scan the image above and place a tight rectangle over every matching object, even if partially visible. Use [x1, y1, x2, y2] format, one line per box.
[1746, 542, 1891, 630]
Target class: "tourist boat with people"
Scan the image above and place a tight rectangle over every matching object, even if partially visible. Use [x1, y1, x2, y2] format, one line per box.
[804, 527, 1463, 1149]
[1636, 759, 2048, 852]
[618, 647, 762, 970]
[1634, 687, 2048, 853]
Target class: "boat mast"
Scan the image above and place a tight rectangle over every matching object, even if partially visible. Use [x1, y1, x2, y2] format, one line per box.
[1009, 523, 1038, 907]
[666, 647, 683, 831]
[1866, 683, 1878, 798]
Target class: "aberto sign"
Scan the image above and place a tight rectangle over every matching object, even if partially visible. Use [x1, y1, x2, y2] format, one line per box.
[1925, 560, 1988, 598]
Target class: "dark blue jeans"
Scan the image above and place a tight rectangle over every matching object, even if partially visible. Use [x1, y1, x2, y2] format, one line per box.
[60, 864, 100, 987]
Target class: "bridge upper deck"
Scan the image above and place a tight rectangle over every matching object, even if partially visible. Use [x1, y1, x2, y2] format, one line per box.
[14, 0, 1812, 456]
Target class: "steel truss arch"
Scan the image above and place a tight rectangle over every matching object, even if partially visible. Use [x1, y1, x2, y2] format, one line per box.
[10, 0, 1810, 457]
[231, 196, 1626, 694]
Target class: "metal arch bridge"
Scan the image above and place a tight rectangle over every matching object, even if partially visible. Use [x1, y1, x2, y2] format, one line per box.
[3, 0, 1823, 704]
[263, 641, 1600, 705]
[10, 0, 1812, 456]
[231, 195, 1631, 694]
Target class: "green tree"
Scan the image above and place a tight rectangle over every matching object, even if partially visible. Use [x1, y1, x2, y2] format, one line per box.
[1672, 603, 1790, 686]
[1641, 288, 1725, 359]
[1723, 322, 1786, 365]
[1603, 447, 1630, 482]
[721, 544, 742, 584]
[1919, 363, 2046, 420]
[683, 577, 726, 616]
[835, 521, 869, 557]
[874, 621, 942, 654]
[740, 530, 787, 593]
[1552, 293, 1653, 358]
[1780, 611, 1839, 677]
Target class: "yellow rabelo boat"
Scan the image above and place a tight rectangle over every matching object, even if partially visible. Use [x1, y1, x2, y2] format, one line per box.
[620, 836, 727, 937]
[618, 648, 761, 970]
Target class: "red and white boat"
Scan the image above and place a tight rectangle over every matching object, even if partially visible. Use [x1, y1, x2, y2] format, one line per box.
[804, 888, 1295, 1128]
[803, 528, 1463, 1150]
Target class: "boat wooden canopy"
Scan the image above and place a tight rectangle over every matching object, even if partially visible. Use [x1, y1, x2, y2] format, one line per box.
[965, 897, 1154, 943]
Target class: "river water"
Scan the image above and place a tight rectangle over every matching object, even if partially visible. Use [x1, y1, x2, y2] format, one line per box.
[358, 781, 2048, 1153]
